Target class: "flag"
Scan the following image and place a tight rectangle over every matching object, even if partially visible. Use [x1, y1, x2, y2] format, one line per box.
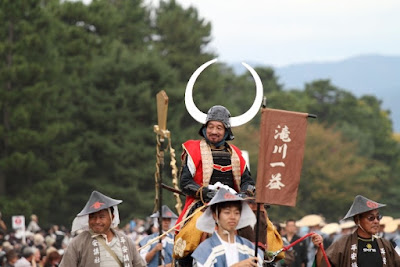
[256, 108, 309, 206]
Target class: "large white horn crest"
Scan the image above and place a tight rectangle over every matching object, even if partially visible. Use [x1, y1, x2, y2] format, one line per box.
[184, 58, 263, 127]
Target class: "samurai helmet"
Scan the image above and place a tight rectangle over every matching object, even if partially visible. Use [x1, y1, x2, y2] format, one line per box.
[206, 105, 231, 128]
[198, 105, 234, 141]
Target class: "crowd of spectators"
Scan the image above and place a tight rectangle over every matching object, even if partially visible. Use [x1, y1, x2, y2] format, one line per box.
[1, 210, 400, 267]
[0, 212, 161, 267]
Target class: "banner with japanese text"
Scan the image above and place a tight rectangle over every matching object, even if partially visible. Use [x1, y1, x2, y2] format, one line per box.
[256, 108, 309, 206]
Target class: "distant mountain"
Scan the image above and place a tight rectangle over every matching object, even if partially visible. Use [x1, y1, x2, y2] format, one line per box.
[230, 54, 400, 132]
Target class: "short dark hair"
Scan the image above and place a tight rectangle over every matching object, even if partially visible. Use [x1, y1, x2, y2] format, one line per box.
[211, 201, 242, 217]
[285, 219, 296, 224]
[6, 249, 18, 261]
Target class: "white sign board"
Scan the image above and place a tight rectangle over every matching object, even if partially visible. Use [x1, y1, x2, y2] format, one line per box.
[12, 215, 25, 230]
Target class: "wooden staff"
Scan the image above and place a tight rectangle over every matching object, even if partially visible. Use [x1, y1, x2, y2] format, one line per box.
[154, 90, 169, 265]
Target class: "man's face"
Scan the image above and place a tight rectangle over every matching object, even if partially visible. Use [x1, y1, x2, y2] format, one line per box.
[9, 256, 18, 264]
[358, 209, 381, 235]
[285, 221, 297, 235]
[214, 205, 241, 232]
[34, 249, 41, 262]
[161, 218, 171, 231]
[206, 121, 226, 144]
[89, 209, 113, 234]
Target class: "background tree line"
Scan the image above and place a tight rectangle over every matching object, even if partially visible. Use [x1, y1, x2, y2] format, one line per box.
[1, 0, 399, 230]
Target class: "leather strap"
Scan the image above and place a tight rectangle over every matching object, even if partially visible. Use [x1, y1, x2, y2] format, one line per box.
[95, 236, 123, 267]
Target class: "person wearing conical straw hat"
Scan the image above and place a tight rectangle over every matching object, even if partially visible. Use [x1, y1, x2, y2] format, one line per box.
[296, 214, 326, 267]
[191, 188, 264, 266]
[377, 216, 394, 239]
[59, 191, 146, 267]
[384, 219, 400, 249]
[320, 222, 340, 249]
[139, 205, 178, 267]
[312, 195, 400, 266]
[338, 220, 357, 238]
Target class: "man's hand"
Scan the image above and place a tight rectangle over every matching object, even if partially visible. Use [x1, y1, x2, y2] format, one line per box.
[311, 233, 323, 247]
[154, 242, 163, 252]
[208, 182, 237, 194]
[244, 185, 256, 196]
[145, 242, 163, 263]
[311, 233, 324, 267]
[202, 187, 217, 202]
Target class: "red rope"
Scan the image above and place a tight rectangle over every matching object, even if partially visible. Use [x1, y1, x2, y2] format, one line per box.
[320, 243, 330, 267]
[281, 232, 331, 267]
[282, 232, 314, 251]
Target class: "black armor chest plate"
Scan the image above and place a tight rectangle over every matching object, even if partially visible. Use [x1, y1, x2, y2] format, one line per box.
[209, 146, 234, 189]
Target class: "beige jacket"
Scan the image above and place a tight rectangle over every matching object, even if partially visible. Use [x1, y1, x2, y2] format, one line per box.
[60, 229, 146, 267]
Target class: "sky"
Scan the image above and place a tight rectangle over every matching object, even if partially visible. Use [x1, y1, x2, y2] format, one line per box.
[77, 0, 400, 67]
[170, 0, 400, 67]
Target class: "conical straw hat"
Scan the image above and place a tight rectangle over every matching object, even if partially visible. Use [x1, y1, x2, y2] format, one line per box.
[321, 223, 340, 235]
[296, 214, 325, 227]
[384, 219, 399, 233]
[379, 216, 393, 225]
[340, 220, 356, 230]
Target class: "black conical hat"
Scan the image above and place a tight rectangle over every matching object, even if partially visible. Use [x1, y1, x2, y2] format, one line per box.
[77, 191, 122, 216]
[342, 195, 386, 220]
[150, 205, 178, 219]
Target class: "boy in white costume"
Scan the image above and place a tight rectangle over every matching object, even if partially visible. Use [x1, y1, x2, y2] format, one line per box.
[192, 188, 264, 266]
